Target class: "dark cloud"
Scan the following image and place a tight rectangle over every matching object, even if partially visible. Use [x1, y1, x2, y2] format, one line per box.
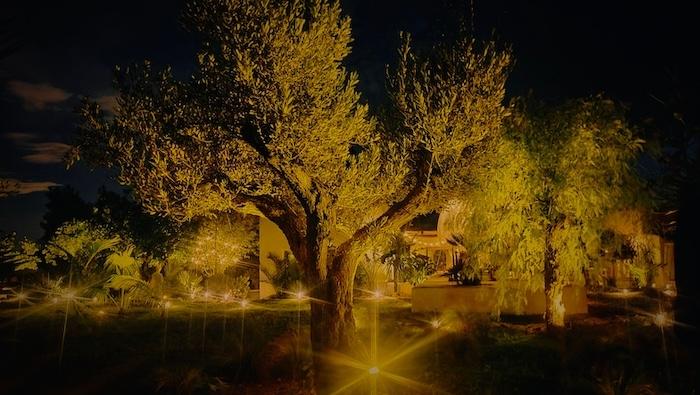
[5, 80, 72, 110]
[3, 132, 71, 164]
[0, 177, 60, 197]
[22, 142, 71, 164]
[96, 94, 118, 114]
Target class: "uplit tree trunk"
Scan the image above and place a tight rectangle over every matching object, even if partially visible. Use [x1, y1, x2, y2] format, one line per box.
[303, 216, 362, 393]
[309, 267, 358, 393]
[264, 154, 431, 393]
[543, 233, 565, 329]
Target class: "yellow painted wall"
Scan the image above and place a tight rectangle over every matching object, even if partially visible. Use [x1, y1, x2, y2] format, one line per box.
[258, 217, 292, 298]
[412, 284, 588, 315]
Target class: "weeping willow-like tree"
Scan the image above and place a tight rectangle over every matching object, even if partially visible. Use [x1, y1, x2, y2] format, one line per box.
[71, 0, 510, 383]
[447, 97, 642, 328]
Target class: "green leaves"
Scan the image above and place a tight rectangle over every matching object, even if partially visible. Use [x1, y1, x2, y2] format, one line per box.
[106, 246, 139, 276]
[168, 214, 257, 278]
[445, 96, 642, 315]
[73, 0, 513, 289]
[387, 33, 511, 209]
[44, 220, 120, 271]
[3, 236, 41, 272]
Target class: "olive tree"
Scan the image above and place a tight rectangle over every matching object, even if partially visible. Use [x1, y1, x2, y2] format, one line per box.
[71, 0, 510, 379]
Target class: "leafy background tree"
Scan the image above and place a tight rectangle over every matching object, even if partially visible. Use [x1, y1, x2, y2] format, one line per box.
[445, 96, 642, 327]
[167, 213, 258, 296]
[92, 187, 179, 264]
[43, 220, 121, 286]
[377, 232, 435, 288]
[40, 185, 92, 241]
[262, 250, 303, 296]
[2, 232, 42, 284]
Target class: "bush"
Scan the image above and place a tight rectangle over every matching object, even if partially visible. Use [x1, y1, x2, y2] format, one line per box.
[448, 259, 481, 286]
[262, 251, 303, 296]
[208, 272, 250, 299]
[398, 254, 437, 286]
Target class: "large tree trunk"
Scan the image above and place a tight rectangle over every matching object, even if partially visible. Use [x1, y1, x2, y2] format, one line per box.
[262, 152, 433, 392]
[543, 235, 565, 329]
[284, 210, 360, 394]
[309, 267, 357, 393]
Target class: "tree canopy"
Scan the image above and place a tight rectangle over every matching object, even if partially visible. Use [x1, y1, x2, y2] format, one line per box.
[71, 0, 512, 369]
[444, 96, 643, 325]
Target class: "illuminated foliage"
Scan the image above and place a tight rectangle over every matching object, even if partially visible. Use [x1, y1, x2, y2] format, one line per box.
[104, 246, 152, 309]
[168, 214, 257, 279]
[177, 270, 203, 298]
[262, 251, 303, 296]
[448, 97, 642, 326]
[44, 220, 121, 276]
[602, 209, 660, 288]
[72, 0, 511, 374]
[378, 233, 436, 287]
[3, 233, 42, 272]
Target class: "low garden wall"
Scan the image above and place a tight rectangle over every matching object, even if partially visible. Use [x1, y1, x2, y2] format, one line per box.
[411, 283, 588, 315]
[380, 281, 413, 297]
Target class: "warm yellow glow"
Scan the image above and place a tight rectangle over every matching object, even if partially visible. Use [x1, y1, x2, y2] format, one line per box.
[430, 319, 441, 329]
[654, 312, 668, 327]
[164, 301, 172, 309]
[63, 290, 76, 300]
[368, 366, 379, 375]
[240, 299, 249, 308]
[16, 292, 27, 300]
[373, 290, 383, 300]
[295, 290, 305, 300]
[204, 291, 210, 298]
[98, 310, 105, 316]
[663, 285, 677, 297]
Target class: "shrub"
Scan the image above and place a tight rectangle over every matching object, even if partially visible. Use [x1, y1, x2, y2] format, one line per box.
[448, 259, 481, 286]
[262, 251, 303, 296]
[398, 254, 437, 286]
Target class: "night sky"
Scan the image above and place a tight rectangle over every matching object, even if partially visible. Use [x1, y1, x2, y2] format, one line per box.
[1, 0, 698, 238]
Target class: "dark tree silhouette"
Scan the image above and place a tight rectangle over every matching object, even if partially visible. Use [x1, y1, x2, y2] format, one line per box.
[40, 186, 92, 241]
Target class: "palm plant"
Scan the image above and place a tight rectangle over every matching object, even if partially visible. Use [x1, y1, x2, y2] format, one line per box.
[261, 251, 302, 296]
[177, 270, 203, 299]
[44, 220, 120, 288]
[105, 246, 151, 310]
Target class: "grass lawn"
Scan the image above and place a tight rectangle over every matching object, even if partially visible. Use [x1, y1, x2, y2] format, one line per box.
[0, 294, 697, 394]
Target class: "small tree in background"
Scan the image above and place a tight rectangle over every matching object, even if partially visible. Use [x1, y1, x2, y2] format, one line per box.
[167, 213, 257, 295]
[43, 220, 121, 287]
[446, 97, 642, 327]
[602, 209, 660, 290]
[2, 233, 42, 288]
[92, 187, 179, 265]
[262, 251, 303, 296]
[40, 185, 92, 241]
